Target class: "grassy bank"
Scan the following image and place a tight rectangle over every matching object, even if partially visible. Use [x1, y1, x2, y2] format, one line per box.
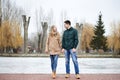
[0, 53, 120, 58]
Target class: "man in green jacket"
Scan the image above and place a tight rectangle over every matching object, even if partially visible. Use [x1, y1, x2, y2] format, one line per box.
[62, 20, 80, 79]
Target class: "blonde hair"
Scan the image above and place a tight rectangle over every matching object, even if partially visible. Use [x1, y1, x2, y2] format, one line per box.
[49, 25, 59, 37]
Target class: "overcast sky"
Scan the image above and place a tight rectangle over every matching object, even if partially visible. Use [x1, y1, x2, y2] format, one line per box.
[12, 0, 120, 35]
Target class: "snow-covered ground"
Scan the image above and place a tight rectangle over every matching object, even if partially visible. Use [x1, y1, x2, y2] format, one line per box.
[0, 57, 120, 74]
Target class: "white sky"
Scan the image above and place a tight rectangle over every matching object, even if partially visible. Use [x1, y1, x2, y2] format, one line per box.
[12, 0, 120, 35]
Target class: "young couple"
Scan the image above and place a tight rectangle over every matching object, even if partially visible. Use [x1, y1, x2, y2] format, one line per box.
[45, 20, 80, 79]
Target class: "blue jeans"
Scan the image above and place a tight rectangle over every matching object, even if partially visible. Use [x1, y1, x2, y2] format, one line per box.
[50, 55, 59, 72]
[64, 49, 79, 74]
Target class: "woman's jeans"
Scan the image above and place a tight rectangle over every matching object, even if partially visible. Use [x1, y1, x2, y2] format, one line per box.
[50, 55, 59, 72]
[64, 49, 79, 74]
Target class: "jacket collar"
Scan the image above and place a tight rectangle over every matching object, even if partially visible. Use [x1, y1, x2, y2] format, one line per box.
[67, 27, 73, 31]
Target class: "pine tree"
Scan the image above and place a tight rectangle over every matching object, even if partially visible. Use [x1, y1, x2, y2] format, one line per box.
[90, 12, 107, 51]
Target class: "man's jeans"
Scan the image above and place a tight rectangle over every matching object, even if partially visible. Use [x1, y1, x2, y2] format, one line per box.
[64, 49, 79, 74]
[50, 55, 59, 72]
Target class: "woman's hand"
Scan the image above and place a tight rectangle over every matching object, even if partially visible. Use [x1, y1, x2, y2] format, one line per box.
[45, 50, 48, 53]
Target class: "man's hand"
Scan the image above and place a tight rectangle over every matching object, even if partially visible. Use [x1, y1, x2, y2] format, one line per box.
[61, 49, 65, 53]
[72, 48, 76, 52]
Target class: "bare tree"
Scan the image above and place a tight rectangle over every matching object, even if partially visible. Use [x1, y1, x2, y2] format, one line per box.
[22, 15, 30, 54]
[35, 7, 46, 53]
[47, 9, 54, 31]
[35, 7, 54, 53]
[2, 0, 24, 24]
[35, 9, 42, 52]
[41, 22, 48, 53]
[76, 23, 83, 53]
[0, 0, 24, 53]
[108, 21, 120, 54]
[60, 10, 68, 33]
[81, 23, 94, 53]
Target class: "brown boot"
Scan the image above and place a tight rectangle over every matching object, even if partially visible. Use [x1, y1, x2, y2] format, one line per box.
[76, 74, 80, 79]
[65, 74, 70, 78]
[52, 72, 56, 79]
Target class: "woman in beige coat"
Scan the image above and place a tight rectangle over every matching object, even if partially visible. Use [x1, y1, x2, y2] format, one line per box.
[45, 25, 61, 79]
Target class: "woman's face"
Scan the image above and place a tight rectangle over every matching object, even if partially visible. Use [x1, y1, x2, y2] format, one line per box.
[53, 27, 57, 32]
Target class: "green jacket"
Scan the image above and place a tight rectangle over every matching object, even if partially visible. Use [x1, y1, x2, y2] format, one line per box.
[62, 27, 79, 50]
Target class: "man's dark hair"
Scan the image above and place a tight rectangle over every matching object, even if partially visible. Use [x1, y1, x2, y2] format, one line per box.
[64, 20, 71, 25]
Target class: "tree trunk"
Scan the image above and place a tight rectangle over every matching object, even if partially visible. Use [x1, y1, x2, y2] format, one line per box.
[76, 23, 83, 54]
[118, 48, 120, 55]
[41, 22, 48, 53]
[37, 33, 41, 52]
[22, 15, 30, 54]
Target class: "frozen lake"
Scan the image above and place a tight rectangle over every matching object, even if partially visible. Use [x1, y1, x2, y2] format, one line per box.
[0, 57, 120, 74]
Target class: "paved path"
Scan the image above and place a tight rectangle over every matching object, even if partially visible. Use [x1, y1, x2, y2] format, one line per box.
[0, 74, 120, 80]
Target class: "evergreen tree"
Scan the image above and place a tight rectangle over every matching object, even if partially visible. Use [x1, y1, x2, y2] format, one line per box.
[90, 12, 107, 51]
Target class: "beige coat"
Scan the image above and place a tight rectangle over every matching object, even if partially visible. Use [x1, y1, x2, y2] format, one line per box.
[45, 32, 61, 55]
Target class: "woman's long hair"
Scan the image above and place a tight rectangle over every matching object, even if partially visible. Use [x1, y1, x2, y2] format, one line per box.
[49, 25, 59, 37]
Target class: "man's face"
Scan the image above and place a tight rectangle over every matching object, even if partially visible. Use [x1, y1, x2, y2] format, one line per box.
[64, 23, 70, 29]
